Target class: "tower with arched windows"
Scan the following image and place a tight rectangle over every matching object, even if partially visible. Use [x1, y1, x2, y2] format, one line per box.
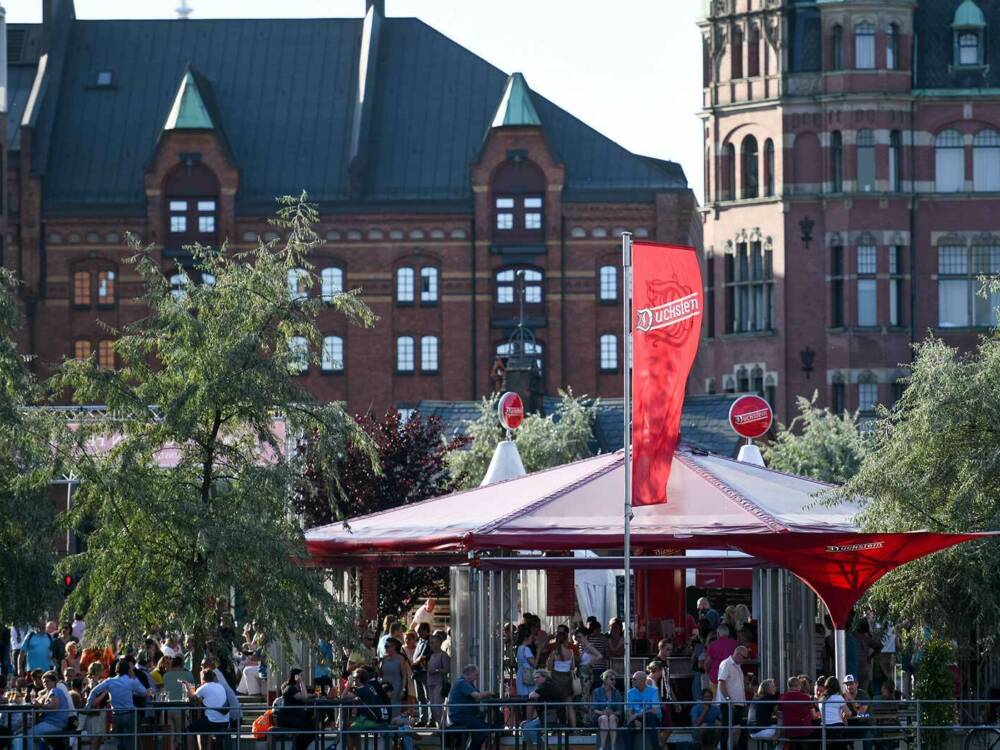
[697, 0, 1000, 425]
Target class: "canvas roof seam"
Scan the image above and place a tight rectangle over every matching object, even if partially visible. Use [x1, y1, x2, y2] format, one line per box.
[465, 451, 625, 543]
[303, 449, 621, 534]
[694, 448, 839, 488]
[674, 451, 788, 533]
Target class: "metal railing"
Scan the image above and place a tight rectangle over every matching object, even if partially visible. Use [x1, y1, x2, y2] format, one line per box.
[2, 698, 999, 750]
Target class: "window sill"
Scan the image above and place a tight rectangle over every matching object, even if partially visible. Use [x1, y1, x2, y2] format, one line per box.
[321, 369, 345, 376]
[420, 369, 440, 376]
[395, 301, 416, 307]
[598, 299, 620, 306]
[720, 330, 776, 340]
[599, 368, 621, 375]
[934, 325, 994, 332]
[419, 301, 439, 308]
[396, 369, 416, 376]
[490, 243, 547, 256]
[96, 303, 117, 310]
[72, 304, 92, 310]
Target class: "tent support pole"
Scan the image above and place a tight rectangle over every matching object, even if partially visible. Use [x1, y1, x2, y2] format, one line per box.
[834, 628, 847, 681]
[622, 231, 633, 675]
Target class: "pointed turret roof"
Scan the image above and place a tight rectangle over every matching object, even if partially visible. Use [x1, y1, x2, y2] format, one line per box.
[491, 72, 541, 128]
[164, 66, 217, 130]
[953, 0, 986, 27]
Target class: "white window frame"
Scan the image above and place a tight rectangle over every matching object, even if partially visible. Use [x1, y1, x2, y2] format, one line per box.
[935, 130, 965, 192]
[599, 265, 618, 301]
[288, 336, 309, 374]
[321, 335, 344, 373]
[420, 267, 439, 304]
[599, 334, 618, 372]
[857, 129, 876, 192]
[858, 382, 878, 413]
[973, 129, 1000, 192]
[396, 336, 415, 372]
[321, 267, 344, 303]
[396, 267, 415, 303]
[287, 268, 310, 301]
[854, 22, 876, 69]
[420, 336, 439, 372]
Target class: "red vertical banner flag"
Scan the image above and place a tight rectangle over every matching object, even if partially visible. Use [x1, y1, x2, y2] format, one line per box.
[631, 242, 704, 506]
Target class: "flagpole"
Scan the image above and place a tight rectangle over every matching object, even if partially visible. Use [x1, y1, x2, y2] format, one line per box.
[622, 231, 633, 678]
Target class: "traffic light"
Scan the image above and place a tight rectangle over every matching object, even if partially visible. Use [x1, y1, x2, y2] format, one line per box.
[63, 574, 75, 597]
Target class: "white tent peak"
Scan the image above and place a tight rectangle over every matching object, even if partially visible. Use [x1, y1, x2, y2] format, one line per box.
[480, 440, 526, 487]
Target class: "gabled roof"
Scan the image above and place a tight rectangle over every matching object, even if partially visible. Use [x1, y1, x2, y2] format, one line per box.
[491, 72, 541, 128]
[164, 68, 217, 131]
[15, 16, 687, 213]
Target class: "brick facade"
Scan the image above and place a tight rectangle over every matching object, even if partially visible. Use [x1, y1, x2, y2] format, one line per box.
[696, 0, 1000, 423]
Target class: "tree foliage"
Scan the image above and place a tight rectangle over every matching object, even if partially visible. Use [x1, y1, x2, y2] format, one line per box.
[912, 636, 955, 748]
[53, 196, 376, 652]
[448, 389, 597, 490]
[295, 409, 467, 618]
[0, 269, 61, 624]
[763, 391, 868, 484]
[842, 335, 1000, 650]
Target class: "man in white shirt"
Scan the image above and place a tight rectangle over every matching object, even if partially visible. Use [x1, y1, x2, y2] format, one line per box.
[410, 598, 437, 630]
[715, 645, 749, 750]
[183, 669, 230, 750]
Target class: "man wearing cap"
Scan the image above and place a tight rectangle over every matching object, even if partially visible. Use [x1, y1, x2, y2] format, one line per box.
[843, 674, 873, 750]
[714, 645, 749, 750]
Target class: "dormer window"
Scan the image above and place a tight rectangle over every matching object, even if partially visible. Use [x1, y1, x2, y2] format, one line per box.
[952, 0, 987, 67]
[491, 160, 546, 245]
[163, 162, 220, 247]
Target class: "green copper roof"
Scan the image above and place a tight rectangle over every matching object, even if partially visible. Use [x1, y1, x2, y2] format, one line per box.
[953, 0, 986, 28]
[491, 72, 541, 128]
[164, 69, 215, 130]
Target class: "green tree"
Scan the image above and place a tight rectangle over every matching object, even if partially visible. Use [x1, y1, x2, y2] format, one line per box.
[843, 335, 1000, 649]
[54, 196, 376, 652]
[295, 408, 467, 617]
[912, 636, 955, 749]
[763, 391, 868, 484]
[448, 389, 596, 489]
[0, 269, 61, 624]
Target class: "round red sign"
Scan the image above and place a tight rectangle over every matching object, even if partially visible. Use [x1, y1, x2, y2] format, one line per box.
[728, 394, 773, 439]
[498, 391, 525, 431]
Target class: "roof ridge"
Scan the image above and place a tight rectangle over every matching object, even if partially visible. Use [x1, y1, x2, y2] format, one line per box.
[674, 452, 787, 533]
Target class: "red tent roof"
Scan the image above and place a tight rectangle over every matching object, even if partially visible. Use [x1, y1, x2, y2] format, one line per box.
[305, 448, 991, 628]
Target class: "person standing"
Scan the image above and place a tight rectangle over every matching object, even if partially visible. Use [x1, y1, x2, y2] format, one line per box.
[411, 623, 432, 726]
[18, 624, 56, 675]
[425, 634, 450, 728]
[446, 665, 494, 750]
[84, 660, 152, 750]
[707, 625, 737, 693]
[379, 638, 411, 718]
[410, 599, 437, 631]
[696, 598, 721, 632]
[715, 645, 749, 750]
[820, 676, 849, 750]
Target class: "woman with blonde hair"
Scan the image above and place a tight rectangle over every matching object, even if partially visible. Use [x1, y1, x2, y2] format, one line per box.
[590, 670, 622, 750]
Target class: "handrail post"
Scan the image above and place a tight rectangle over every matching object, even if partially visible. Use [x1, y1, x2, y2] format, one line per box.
[915, 698, 922, 750]
[727, 702, 733, 750]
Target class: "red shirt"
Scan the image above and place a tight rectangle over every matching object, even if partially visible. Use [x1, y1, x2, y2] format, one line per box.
[779, 691, 814, 738]
[707, 637, 737, 682]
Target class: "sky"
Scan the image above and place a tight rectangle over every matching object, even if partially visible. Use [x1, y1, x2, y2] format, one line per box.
[4, 0, 705, 203]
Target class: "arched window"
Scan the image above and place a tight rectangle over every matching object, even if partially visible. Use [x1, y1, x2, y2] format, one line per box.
[287, 268, 310, 301]
[702, 35, 712, 87]
[321, 335, 344, 373]
[831, 24, 844, 71]
[830, 24, 844, 70]
[97, 340, 115, 370]
[886, 23, 900, 69]
[396, 336, 415, 372]
[170, 272, 188, 301]
[747, 24, 760, 77]
[73, 271, 91, 307]
[958, 32, 982, 66]
[288, 336, 309, 374]
[73, 340, 92, 362]
[855, 21, 876, 69]
[599, 265, 618, 302]
[496, 267, 543, 305]
[857, 243, 878, 326]
[721, 143, 736, 201]
[320, 267, 343, 303]
[935, 129, 965, 192]
[420, 267, 439, 304]
[889, 130, 903, 191]
[97, 270, 116, 306]
[830, 131, 844, 192]
[599, 334, 618, 372]
[163, 163, 220, 246]
[496, 340, 544, 374]
[973, 129, 1000, 192]
[491, 160, 545, 243]
[857, 129, 876, 192]
[396, 267, 415, 303]
[420, 336, 439, 372]
[731, 25, 744, 79]
[763, 139, 775, 197]
[741, 135, 759, 199]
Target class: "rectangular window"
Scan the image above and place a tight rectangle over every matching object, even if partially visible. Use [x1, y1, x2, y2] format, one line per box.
[396, 268, 415, 303]
[886, 25, 898, 69]
[598, 265, 618, 301]
[420, 268, 438, 304]
[974, 245, 1000, 327]
[938, 246, 971, 327]
[198, 216, 215, 233]
[495, 197, 514, 230]
[321, 268, 344, 302]
[523, 197, 543, 230]
[857, 130, 876, 192]
[855, 23, 876, 69]
[97, 271, 115, 305]
[858, 382, 878, 413]
[73, 271, 91, 306]
[322, 336, 344, 372]
[706, 254, 716, 339]
[599, 334, 618, 372]
[169, 201, 187, 211]
[197, 201, 216, 211]
[97, 340, 115, 370]
[397, 336, 415, 372]
[831, 246, 845, 327]
[170, 216, 187, 233]
[889, 131, 902, 191]
[73, 340, 92, 361]
[889, 246, 904, 327]
[723, 241, 773, 333]
[288, 336, 309, 374]
[858, 279, 878, 326]
[420, 336, 439, 372]
[832, 382, 846, 414]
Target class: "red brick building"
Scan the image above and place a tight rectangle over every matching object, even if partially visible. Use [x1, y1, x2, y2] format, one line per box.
[696, 0, 1000, 423]
[1, 0, 699, 415]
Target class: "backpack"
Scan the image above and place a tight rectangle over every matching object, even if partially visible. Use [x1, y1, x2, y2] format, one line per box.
[355, 681, 390, 724]
[252, 710, 275, 739]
